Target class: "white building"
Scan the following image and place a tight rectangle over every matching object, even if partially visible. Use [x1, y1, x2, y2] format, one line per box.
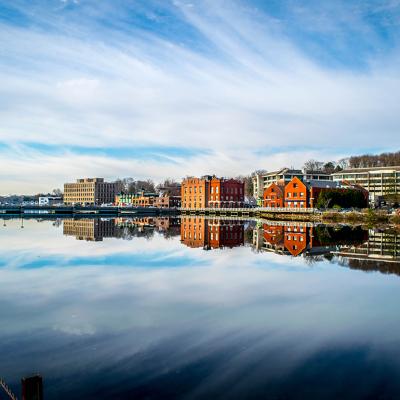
[39, 196, 63, 206]
[332, 166, 400, 203]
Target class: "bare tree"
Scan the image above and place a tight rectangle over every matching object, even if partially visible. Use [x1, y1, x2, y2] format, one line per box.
[303, 159, 324, 172]
[52, 188, 63, 196]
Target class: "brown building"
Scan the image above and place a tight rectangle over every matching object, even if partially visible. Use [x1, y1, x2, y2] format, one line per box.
[154, 194, 181, 208]
[115, 191, 157, 207]
[181, 177, 208, 209]
[181, 176, 244, 209]
[64, 178, 117, 205]
[263, 182, 285, 208]
[280, 177, 362, 209]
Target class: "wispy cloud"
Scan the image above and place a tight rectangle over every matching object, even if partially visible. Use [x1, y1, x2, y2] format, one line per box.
[0, 0, 399, 193]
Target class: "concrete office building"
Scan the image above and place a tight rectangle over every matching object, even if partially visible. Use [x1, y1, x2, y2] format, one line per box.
[332, 166, 400, 203]
[64, 178, 117, 205]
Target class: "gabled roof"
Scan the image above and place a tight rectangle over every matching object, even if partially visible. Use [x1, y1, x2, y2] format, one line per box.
[304, 180, 340, 189]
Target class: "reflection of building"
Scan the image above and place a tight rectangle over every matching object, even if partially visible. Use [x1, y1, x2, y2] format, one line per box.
[22, 375, 43, 400]
[332, 166, 400, 203]
[335, 230, 400, 264]
[63, 219, 115, 241]
[154, 217, 181, 235]
[181, 176, 244, 209]
[114, 217, 181, 238]
[181, 217, 244, 249]
[257, 223, 313, 256]
[64, 178, 117, 205]
[254, 223, 368, 257]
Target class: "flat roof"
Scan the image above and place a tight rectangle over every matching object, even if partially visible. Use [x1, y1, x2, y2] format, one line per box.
[332, 166, 400, 175]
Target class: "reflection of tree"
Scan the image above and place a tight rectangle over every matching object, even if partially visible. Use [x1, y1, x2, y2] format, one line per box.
[303, 254, 324, 265]
[345, 258, 400, 277]
[244, 227, 254, 244]
[114, 225, 155, 240]
[314, 225, 367, 246]
[52, 219, 62, 227]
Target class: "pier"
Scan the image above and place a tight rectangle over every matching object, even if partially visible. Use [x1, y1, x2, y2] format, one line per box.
[0, 205, 177, 216]
[0, 205, 321, 220]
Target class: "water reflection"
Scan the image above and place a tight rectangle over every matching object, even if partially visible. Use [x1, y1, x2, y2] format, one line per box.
[253, 222, 400, 275]
[1, 216, 400, 399]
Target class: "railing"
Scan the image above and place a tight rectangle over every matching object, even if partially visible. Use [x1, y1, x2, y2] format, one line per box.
[179, 207, 318, 213]
[0, 378, 18, 400]
[258, 207, 318, 213]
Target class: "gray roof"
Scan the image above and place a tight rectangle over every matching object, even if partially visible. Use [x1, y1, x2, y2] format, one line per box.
[332, 166, 400, 175]
[305, 180, 340, 189]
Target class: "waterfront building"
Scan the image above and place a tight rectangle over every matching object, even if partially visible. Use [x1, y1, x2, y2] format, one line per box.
[284, 177, 309, 208]
[181, 177, 209, 209]
[64, 178, 117, 205]
[263, 182, 285, 208]
[115, 190, 157, 207]
[262, 177, 367, 209]
[38, 196, 63, 206]
[253, 168, 332, 204]
[154, 194, 181, 208]
[332, 166, 400, 203]
[181, 176, 244, 209]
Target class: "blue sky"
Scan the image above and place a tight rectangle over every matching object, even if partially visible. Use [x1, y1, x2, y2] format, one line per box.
[0, 0, 400, 194]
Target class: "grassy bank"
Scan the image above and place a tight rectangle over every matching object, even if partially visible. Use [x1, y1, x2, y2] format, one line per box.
[322, 209, 400, 226]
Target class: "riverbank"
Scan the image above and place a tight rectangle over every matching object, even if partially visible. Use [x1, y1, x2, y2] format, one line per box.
[322, 209, 400, 226]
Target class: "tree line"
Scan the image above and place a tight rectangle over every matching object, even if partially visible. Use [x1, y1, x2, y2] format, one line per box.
[303, 150, 400, 173]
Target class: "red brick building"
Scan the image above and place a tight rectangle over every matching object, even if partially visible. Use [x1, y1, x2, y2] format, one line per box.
[284, 177, 308, 208]
[181, 176, 244, 209]
[263, 183, 285, 208]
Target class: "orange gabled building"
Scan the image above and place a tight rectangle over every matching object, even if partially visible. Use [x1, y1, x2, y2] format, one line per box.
[263, 183, 285, 208]
[284, 177, 308, 208]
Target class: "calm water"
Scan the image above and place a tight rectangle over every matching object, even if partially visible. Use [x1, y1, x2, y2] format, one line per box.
[1, 216, 400, 399]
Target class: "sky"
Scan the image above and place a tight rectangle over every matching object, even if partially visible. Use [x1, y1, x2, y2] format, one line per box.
[0, 0, 400, 194]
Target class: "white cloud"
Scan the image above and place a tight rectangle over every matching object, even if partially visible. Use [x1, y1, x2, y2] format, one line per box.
[0, 1, 399, 193]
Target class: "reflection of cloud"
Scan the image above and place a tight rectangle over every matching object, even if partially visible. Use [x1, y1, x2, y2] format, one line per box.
[1, 220, 400, 396]
[53, 324, 96, 336]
